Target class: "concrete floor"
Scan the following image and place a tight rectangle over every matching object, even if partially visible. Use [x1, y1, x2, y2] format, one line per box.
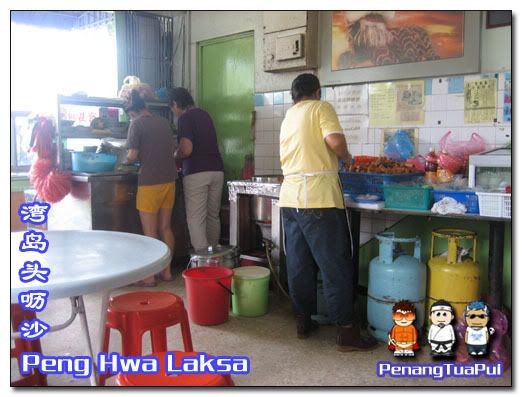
[12, 268, 511, 387]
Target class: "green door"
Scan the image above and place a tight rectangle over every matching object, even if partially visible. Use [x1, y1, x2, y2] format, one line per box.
[198, 32, 254, 191]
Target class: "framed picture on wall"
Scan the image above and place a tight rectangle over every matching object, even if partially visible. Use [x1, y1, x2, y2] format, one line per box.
[331, 11, 465, 71]
[319, 11, 481, 85]
[486, 11, 511, 29]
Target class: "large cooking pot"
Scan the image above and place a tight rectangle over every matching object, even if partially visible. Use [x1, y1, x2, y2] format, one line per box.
[189, 245, 239, 269]
[251, 175, 282, 223]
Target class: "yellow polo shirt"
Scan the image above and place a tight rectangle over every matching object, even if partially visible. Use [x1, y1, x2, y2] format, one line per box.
[279, 100, 345, 209]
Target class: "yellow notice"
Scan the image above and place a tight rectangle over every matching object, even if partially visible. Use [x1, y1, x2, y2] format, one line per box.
[369, 83, 396, 126]
[370, 80, 425, 126]
[465, 78, 497, 123]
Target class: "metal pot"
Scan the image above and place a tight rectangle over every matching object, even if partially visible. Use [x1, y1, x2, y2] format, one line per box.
[251, 196, 273, 223]
[189, 245, 239, 269]
[250, 175, 282, 223]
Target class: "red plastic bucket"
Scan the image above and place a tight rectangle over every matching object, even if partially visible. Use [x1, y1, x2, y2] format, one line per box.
[182, 266, 234, 325]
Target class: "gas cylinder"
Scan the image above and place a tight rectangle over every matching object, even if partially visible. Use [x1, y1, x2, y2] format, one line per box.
[367, 233, 427, 342]
[427, 228, 480, 321]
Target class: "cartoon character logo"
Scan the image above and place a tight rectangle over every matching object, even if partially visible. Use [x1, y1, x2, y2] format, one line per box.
[464, 301, 495, 357]
[388, 300, 419, 357]
[428, 299, 455, 357]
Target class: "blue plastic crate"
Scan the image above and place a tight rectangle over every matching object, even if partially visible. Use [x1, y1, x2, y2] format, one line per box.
[432, 190, 479, 214]
[338, 171, 424, 198]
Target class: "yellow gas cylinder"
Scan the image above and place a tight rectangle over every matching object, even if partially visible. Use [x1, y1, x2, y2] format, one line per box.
[427, 229, 480, 321]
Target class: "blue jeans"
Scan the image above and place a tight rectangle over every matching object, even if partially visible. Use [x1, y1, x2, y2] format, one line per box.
[282, 207, 354, 325]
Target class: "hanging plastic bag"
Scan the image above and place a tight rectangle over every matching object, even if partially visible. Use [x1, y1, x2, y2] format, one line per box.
[439, 131, 486, 160]
[118, 76, 156, 101]
[384, 130, 414, 161]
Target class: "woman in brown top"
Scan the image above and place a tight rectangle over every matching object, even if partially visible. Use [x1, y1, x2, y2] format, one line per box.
[125, 89, 178, 286]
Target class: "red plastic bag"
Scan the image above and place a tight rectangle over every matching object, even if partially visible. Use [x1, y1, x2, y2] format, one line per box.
[439, 131, 486, 159]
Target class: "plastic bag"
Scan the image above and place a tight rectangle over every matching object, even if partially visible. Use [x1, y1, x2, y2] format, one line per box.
[384, 130, 414, 161]
[439, 131, 486, 159]
[118, 76, 156, 101]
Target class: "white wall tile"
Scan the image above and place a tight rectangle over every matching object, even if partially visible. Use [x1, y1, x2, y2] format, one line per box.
[362, 144, 375, 155]
[273, 105, 284, 118]
[495, 128, 511, 145]
[446, 110, 464, 126]
[256, 144, 273, 157]
[272, 130, 280, 143]
[424, 96, 432, 112]
[430, 128, 447, 144]
[349, 144, 362, 155]
[431, 95, 447, 111]
[446, 94, 465, 110]
[361, 217, 372, 233]
[273, 117, 283, 131]
[263, 93, 274, 105]
[283, 91, 292, 104]
[284, 104, 292, 113]
[359, 232, 371, 245]
[431, 78, 448, 95]
[426, 111, 447, 127]
[325, 87, 335, 101]
[418, 143, 431, 156]
[371, 219, 386, 234]
[262, 118, 274, 132]
[256, 105, 273, 119]
[497, 91, 505, 108]
[419, 128, 431, 144]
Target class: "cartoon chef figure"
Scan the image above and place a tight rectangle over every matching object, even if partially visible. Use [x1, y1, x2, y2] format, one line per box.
[464, 301, 495, 356]
[388, 300, 419, 357]
[428, 300, 456, 357]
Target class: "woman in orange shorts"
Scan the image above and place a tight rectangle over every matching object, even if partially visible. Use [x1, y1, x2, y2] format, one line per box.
[125, 89, 178, 286]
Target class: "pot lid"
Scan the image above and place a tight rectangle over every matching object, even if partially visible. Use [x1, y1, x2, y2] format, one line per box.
[191, 245, 237, 259]
[233, 266, 270, 280]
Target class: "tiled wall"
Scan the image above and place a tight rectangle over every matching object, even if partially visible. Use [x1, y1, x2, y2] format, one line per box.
[253, 71, 512, 245]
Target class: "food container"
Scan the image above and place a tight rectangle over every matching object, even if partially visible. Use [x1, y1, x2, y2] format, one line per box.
[189, 245, 239, 269]
[71, 152, 117, 173]
[338, 171, 424, 199]
[383, 185, 432, 211]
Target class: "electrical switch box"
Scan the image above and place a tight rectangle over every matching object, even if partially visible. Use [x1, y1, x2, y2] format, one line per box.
[263, 11, 318, 73]
[275, 34, 303, 61]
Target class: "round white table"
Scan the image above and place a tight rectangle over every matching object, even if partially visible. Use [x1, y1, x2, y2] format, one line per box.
[11, 230, 171, 386]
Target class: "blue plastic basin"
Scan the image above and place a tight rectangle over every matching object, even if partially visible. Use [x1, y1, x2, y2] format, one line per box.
[71, 152, 117, 173]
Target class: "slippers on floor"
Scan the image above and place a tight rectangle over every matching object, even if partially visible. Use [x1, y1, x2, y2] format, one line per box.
[131, 280, 157, 288]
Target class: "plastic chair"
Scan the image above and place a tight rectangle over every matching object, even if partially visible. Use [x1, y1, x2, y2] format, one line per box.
[11, 304, 48, 386]
[115, 351, 235, 386]
[99, 292, 193, 386]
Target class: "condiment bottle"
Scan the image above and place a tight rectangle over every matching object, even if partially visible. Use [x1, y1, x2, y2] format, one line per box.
[425, 147, 439, 184]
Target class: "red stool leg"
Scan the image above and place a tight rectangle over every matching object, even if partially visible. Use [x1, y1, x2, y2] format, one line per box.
[180, 308, 193, 352]
[150, 328, 168, 353]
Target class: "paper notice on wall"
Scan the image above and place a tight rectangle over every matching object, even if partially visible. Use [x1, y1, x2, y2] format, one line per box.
[338, 115, 369, 144]
[369, 83, 396, 126]
[395, 80, 425, 124]
[464, 78, 497, 123]
[334, 84, 368, 115]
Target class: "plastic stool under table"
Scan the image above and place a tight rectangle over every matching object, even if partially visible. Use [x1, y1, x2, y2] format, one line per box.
[99, 291, 193, 386]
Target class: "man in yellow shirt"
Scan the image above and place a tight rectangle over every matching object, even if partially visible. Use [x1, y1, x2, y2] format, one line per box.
[280, 74, 376, 351]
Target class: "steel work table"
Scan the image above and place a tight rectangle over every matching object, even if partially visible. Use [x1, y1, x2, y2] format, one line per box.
[347, 206, 511, 310]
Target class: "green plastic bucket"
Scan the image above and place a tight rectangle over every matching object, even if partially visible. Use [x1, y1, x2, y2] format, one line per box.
[232, 266, 270, 317]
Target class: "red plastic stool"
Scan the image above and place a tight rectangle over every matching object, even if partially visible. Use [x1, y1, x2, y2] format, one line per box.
[100, 292, 193, 386]
[11, 304, 48, 386]
[116, 351, 235, 386]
